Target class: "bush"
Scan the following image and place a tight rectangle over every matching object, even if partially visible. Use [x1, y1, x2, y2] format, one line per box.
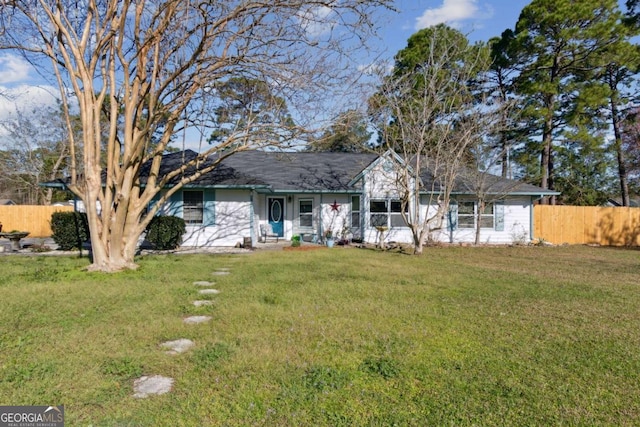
[50, 211, 89, 251]
[291, 234, 301, 247]
[145, 216, 186, 250]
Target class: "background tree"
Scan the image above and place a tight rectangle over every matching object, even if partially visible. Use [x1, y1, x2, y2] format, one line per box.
[596, 40, 640, 206]
[0, 0, 391, 271]
[511, 0, 624, 204]
[306, 109, 372, 152]
[207, 77, 295, 148]
[0, 104, 73, 205]
[621, 108, 640, 197]
[369, 25, 493, 254]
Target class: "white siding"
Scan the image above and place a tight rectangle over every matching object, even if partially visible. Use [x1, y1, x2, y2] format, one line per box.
[182, 189, 252, 247]
[433, 196, 533, 244]
[362, 160, 416, 245]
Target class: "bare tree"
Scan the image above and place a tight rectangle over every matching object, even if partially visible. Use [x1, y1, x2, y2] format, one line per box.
[369, 25, 493, 254]
[0, 104, 71, 205]
[0, 0, 391, 271]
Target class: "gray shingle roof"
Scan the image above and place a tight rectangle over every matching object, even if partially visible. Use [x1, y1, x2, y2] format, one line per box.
[42, 149, 557, 196]
[218, 151, 379, 192]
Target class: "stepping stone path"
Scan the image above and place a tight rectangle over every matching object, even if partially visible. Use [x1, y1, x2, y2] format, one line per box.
[193, 281, 215, 287]
[193, 300, 214, 307]
[183, 315, 212, 324]
[160, 338, 195, 355]
[133, 375, 174, 398]
[132, 261, 236, 398]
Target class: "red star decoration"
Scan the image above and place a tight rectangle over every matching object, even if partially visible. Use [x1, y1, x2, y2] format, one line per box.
[330, 200, 340, 211]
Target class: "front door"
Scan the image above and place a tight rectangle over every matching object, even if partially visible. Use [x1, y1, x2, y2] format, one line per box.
[268, 198, 285, 237]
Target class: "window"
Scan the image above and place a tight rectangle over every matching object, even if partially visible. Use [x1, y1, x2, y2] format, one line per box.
[479, 203, 495, 228]
[351, 195, 361, 228]
[369, 199, 408, 228]
[370, 200, 388, 227]
[390, 200, 408, 227]
[457, 201, 475, 228]
[299, 199, 313, 228]
[456, 201, 495, 229]
[183, 191, 204, 224]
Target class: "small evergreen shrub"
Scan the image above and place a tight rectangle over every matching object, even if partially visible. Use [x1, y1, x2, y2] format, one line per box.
[291, 234, 301, 247]
[145, 215, 186, 250]
[50, 211, 89, 251]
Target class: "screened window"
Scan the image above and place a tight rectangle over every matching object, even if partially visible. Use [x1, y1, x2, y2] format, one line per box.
[351, 195, 361, 228]
[390, 200, 408, 227]
[183, 191, 204, 224]
[370, 199, 408, 228]
[457, 201, 475, 229]
[370, 200, 388, 227]
[457, 201, 494, 229]
[299, 199, 313, 228]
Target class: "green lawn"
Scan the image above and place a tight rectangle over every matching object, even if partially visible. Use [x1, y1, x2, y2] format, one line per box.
[1, 246, 639, 426]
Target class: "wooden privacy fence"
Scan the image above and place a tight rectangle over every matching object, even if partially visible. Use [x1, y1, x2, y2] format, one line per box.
[0, 205, 74, 237]
[534, 205, 640, 246]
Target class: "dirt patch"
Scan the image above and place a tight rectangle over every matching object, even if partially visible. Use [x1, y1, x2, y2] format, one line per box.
[283, 245, 328, 251]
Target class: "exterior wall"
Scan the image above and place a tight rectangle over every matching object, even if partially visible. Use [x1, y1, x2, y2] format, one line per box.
[361, 159, 417, 245]
[434, 196, 533, 244]
[359, 159, 534, 246]
[254, 193, 356, 243]
[319, 194, 352, 241]
[164, 188, 252, 247]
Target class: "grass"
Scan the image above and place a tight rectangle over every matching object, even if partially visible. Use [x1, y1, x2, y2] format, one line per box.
[0, 246, 639, 425]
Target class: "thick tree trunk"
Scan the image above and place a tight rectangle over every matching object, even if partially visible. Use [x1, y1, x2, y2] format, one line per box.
[412, 230, 423, 255]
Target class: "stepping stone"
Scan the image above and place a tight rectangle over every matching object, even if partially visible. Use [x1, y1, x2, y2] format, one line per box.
[193, 281, 215, 287]
[133, 375, 174, 398]
[183, 315, 212, 324]
[217, 267, 231, 271]
[193, 300, 214, 307]
[198, 289, 220, 295]
[212, 271, 230, 276]
[160, 338, 195, 355]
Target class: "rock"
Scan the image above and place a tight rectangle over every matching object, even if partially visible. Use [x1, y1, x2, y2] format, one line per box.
[193, 300, 214, 307]
[183, 315, 212, 324]
[133, 375, 174, 398]
[212, 271, 230, 276]
[193, 281, 214, 287]
[160, 338, 195, 355]
[198, 289, 220, 295]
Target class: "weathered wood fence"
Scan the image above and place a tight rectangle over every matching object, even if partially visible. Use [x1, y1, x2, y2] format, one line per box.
[534, 205, 640, 246]
[0, 205, 74, 237]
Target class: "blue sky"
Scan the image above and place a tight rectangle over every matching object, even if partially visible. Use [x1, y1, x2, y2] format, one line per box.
[0, 0, 614, 148]
[378, 0, 532, 58]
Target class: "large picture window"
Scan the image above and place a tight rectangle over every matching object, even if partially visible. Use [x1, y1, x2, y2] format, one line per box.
[183, 190, 204, 224]
[369, 199, 408, 228]
[299, 199, 313, 228]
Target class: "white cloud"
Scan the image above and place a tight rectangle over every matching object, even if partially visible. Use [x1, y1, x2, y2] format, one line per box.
[0, 54, 33, 84]
[415, 0, 493, 29]
[297, 5, 336, 37]
[0, 84, 61, 121]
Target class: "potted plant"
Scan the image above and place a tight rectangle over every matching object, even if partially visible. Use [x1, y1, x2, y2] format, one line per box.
[324, 229, 334, 248]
